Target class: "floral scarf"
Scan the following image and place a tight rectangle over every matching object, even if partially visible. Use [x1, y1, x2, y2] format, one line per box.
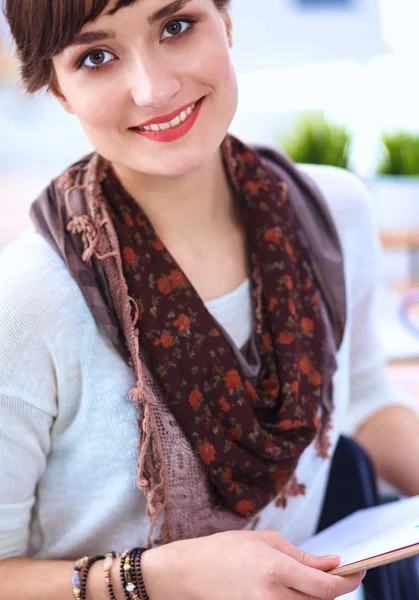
[101, 135, 331, 518]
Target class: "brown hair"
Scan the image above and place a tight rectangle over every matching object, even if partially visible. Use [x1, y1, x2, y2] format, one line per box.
[3, 0, 231, 94]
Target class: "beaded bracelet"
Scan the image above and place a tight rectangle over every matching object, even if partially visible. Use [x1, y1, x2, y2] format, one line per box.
[134, 548, 149, 600]
[79, 554, 106, 600]
[120, 550, 132, 600]
[72, 556, 91, 599]
[122, 549, 141, 600]
[104, 551, 120, 600]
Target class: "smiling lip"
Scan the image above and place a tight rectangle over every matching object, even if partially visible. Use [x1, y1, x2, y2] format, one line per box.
[130, 96, 204, 143]
[134, 97, 203, 128]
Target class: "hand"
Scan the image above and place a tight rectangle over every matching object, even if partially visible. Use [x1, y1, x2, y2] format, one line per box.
[141, 529, 365, 600]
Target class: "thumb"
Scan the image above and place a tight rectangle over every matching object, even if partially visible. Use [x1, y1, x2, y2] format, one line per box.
[257, 530, 340, 571]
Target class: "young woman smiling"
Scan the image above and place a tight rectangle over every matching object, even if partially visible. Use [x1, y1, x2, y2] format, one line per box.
[1, 1, 419, 599]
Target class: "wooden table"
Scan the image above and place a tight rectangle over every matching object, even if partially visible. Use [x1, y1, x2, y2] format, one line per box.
[380, 228, 419, 286]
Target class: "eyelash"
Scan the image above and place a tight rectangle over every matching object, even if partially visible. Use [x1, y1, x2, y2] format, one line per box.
[76, 17, 200, 73]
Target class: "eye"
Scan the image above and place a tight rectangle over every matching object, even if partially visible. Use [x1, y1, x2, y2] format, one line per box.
[82, 49, 115, 69]
[161, 19, 194, 41]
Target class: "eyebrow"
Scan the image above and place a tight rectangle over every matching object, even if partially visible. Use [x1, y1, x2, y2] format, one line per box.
[147, 0, 193, 26]
[70, 0, 193, 47]
[70, 30, 116, 46]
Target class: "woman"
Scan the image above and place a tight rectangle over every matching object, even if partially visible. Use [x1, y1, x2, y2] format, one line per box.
[1, 0, 419, 598]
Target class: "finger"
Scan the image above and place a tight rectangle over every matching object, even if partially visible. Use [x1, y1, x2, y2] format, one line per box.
[257, 530, 340, 570]
[277, 555, 364, 598]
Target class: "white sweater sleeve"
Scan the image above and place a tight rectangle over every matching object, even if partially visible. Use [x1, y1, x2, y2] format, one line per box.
[0, 233, 58, 558]
[298, 165, 418, 436]
[342, 177, 418, 435]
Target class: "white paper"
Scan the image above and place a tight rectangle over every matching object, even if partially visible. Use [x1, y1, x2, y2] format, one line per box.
[300, 495, 419, 568]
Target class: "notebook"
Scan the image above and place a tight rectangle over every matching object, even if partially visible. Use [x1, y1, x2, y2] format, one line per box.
[300, 495, 419, 576]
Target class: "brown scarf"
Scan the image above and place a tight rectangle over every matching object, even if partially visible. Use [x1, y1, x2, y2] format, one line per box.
[103, 134, 331, 518]
[30, 133, 344, 545]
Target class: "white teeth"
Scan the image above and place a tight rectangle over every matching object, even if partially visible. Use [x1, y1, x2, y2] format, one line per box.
[170, 115, 181, 127]
[137, 101, 198, 132]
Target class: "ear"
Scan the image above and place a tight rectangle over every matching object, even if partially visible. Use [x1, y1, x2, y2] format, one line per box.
[221, 10, 233, 48]
[49, 79, 75, 115]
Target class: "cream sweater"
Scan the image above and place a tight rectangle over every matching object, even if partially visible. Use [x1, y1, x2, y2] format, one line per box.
[0, 164, 416, 562]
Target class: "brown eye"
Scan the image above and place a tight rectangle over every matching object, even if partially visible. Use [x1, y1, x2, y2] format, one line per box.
[81, 49, 114, 69]
[165, 20, 183, 36]
[162, 19, 191, 40]
[88, 51, 105, 65]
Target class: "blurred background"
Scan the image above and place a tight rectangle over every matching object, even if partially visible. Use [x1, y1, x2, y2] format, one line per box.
[1, 0, 418, 390]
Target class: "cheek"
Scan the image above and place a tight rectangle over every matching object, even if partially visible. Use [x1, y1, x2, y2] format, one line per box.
[67, 79, 127, 130]
[187, 37, 238, 107]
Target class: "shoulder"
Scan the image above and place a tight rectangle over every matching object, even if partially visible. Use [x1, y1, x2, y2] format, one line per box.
[0, 231, 90, 411]
[296, 164, 377, 261]
[297, 164, 373, 232]
[0, 230, 82, 327]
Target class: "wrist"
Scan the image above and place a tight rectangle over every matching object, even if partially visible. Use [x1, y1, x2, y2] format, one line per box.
[85, 557, 126, 600]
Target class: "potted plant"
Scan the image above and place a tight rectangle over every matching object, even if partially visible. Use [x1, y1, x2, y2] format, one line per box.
[276, 111, 353, 170]
[368, 130, 419, 229]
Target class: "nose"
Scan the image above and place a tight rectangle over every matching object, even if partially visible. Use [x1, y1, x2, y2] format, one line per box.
[129, 54, 181, 109]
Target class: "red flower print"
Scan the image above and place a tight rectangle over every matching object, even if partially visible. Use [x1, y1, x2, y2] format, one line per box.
[153, 239, 164, 251]
[223, 466, 233, 482]
[264, 227, 282, 245]
[242, 151, 254, 165]
[299, 357, 312, 375]
[310, 371, 323, 386]
[313, 413, 319, 429]
[170, 269, 185, 287]
[228, 426, 242, 442]
[262, 378, 279, 398]
[189, 389, 203, 408]
[262, 332, 272, 350]
[305, 278, 313, 290]
[280, 419, 302, 432]
[271, 469, 287, 484]
[235, 499, 255, 516]
[224, 369, 242, 390]
[218, 396, 231, 412]
[244, 380, 257, 401]
[173, 313, 191, 333]
[154, 332, 174, 348]
[136, 216, 146, 227]
[285, 241, 296, 262]
[278, 332, 294, 345]
[291, 380, 299, 394]
[301, 317, 314, 334]
[288, 300, 297, 316]
[157, 276, 172, 295]
[267, 297, 278, 312]
[199, 441, 216, 465]
[244, 181, 260, 195]
[209, 328, 221, 337]
[283, 275, 294, 290]
[122, 247, 137, 268]
[123, 213, 134, 227]
[312, 293, 319, 305]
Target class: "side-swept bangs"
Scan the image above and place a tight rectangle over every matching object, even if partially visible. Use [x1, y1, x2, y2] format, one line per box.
[3, 0, 138, 93]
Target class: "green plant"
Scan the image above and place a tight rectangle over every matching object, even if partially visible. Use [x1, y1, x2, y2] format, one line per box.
[277, 112, 352, 170]
[376, 130, 419, 176]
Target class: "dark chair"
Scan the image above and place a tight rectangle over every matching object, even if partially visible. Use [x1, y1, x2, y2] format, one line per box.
[317, 436, 419, 600]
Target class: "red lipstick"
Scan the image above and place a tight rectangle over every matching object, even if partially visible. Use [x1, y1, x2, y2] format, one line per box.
[130, 96, 205, 143]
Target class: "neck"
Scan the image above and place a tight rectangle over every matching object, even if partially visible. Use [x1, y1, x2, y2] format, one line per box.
[112, 148, 239, 249]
